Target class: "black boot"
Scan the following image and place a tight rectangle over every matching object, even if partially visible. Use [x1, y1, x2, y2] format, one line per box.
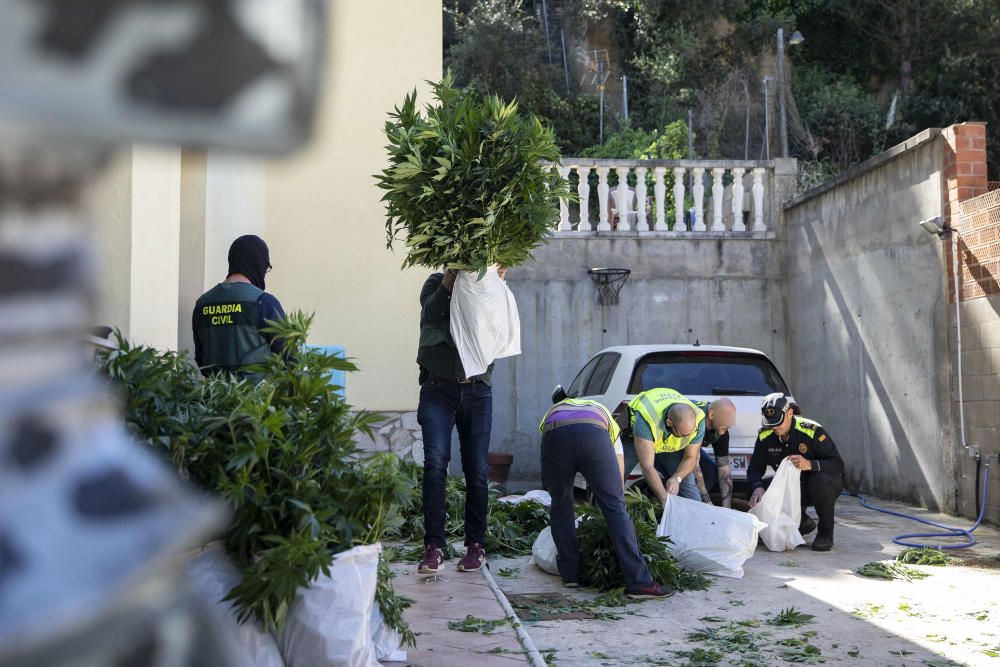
[811, 533, 833, 551]
[799, 514, 817, 536]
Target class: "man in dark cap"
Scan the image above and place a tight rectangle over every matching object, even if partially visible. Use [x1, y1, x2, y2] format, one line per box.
[192, 235, 286, 377]
[747, 393, 845, 551]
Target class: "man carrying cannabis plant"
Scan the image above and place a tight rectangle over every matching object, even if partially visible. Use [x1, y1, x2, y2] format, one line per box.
[416, 268, 506, 574]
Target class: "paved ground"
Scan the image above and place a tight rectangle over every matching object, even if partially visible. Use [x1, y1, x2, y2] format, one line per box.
[387, 562, 529, 666]
[480, 495, 1000, 667]
[387, 495, 999, 666]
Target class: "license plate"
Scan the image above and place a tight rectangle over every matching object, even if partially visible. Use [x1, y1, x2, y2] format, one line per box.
[731, 455, 749, 471]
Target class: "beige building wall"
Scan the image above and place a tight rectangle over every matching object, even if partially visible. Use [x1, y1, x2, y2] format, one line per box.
[88, 1, 443, 412]
[265, 1, 443, 410]
[90, 145, 182, 351]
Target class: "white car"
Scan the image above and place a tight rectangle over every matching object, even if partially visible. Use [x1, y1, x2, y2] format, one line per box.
[551, 344, 796, 490]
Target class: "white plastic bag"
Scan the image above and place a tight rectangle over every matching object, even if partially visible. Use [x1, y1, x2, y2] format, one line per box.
[498, 489, 552, 507]
[370, 604, 407, 663]
[185, 545, 285, 667]
[656, 495, 767, 578]
[450, 267, 521, 377]
[532, 526, 560, 575]
[280, 544, 381, 667]
[749, 459, 806, 551]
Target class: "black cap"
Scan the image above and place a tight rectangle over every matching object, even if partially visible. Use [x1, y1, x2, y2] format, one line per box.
[761, 392, 790, 427]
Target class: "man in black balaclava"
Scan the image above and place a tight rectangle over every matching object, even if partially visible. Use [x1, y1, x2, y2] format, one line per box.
[192, 235, 286, 376]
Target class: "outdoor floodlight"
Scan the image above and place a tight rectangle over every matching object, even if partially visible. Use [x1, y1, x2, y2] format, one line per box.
[919, 216, 949, 237]
[789, 30, 805, 46]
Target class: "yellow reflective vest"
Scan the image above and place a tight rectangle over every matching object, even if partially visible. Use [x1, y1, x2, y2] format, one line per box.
[539, 398, 621, 446]
[629, 387, 705, 453]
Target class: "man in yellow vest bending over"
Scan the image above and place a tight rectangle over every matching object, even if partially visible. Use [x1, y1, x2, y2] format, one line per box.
[621, 388, 706, 504]
[540, 398, 673, 599]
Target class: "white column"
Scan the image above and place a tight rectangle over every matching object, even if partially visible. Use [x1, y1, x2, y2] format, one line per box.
[615, 166, 631, 231]
[692, 167, 706, 231]
[731, 167, 746, 231]
[635, 166, 649, 231]
[204, 153, 267, 290]
[557, 165, 571, 231]
[129, 146, 182, 350]
[653, 167, 667, 231]
[577, 166, 592, 231]
[673, 166, 686, 231]
[711, 167, 725, 231]
[596, 167, 611, 231]
[752, 168, 766, 231]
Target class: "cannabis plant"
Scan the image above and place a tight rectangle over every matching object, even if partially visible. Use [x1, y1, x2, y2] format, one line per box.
[576, 489, 711, 592]
[100, 313, 416, 640]
[377, 71, 573, 272]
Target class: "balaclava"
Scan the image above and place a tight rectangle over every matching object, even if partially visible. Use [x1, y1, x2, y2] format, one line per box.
[227, 235, 270, 290]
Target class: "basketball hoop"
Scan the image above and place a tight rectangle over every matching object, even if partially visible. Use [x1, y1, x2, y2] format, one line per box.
[588, 268, 631, 306]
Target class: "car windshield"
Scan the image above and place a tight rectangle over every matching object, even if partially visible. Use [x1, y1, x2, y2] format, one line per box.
[628, 352, 790, 396]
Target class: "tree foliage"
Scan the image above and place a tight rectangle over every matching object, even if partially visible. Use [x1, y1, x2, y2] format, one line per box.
[444, 0, 1000, 178]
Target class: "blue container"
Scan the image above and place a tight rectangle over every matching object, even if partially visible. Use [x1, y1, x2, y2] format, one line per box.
[306, 345, 346, 399]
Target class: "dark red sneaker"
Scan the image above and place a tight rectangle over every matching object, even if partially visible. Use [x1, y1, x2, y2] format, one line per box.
[457, 542, 486, 572]
[626, 582, 675, 600]
[417, 544, 444, 574]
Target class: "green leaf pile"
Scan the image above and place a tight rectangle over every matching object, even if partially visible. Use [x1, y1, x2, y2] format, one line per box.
[376, 71, 573, 272]
[577, 488, 712, 592]
[388, 460, 549, 556]
[100, 313, 416, 641]
[856, 560, 931, 582]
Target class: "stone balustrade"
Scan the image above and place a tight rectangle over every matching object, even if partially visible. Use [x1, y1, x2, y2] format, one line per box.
[548, 159, 786, 234]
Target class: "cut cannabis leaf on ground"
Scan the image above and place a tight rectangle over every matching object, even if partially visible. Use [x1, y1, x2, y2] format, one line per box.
[447, 615, 510, 634]
[768, 607, 816, 627]
[895, 547, 952, 566]
[377, 71, 573, 272]
[856, 560, 931, 581]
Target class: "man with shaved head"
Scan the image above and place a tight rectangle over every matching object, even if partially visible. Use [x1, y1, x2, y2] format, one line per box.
[692, 398, 737, 507]
[621, 388, 706, 505]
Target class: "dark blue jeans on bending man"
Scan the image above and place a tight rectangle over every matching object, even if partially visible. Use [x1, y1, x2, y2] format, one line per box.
[541, 423, 654, 591]
[419, 378, 493, 548]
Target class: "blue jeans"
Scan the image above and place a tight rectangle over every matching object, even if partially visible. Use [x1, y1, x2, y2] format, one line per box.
[542, 424, 654, 590]
[418, 379, 493, 548]
[621, 437, 700, 500]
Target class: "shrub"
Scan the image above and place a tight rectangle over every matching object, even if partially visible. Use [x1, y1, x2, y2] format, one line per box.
[100, 313, 416, 641]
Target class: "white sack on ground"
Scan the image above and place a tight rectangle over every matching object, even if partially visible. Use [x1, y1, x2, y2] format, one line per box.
[532, 526, 559, 575]
[280, 544, 381, 667]
[656, 495, 766, 578]
[370, 604, 407, 663]
[749, 458, 806, 551]
[185, 545, 285, 667]
[450, 268, 521, 378]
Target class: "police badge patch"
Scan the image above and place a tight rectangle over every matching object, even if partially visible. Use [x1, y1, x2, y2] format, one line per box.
[799, 443, 808, 454]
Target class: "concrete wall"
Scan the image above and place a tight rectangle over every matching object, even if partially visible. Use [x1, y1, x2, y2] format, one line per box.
[783, 131, 958, 513]
[264, 0, 442, 411]
[494, 233, 789, 484]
